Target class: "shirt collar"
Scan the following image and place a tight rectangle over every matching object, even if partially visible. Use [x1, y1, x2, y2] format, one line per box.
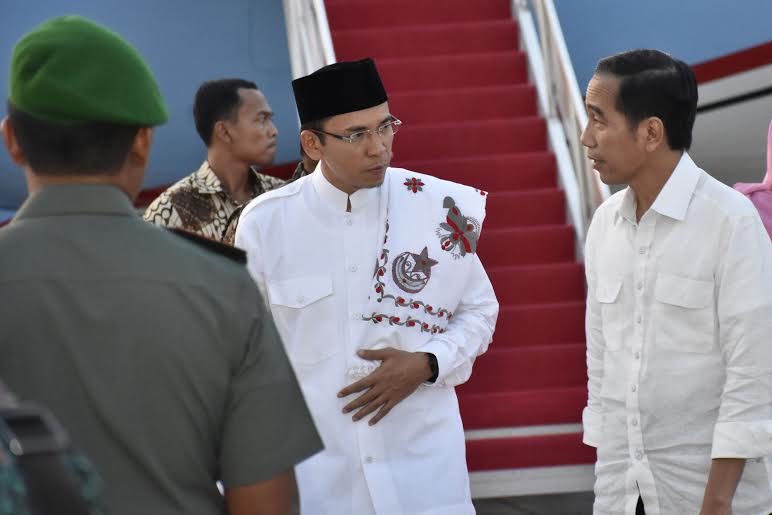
[310, 162, 380, 212]
[13, 184, 137, 221]
[649, 152, 701, 221]
[193, 161, 262, 196]
[615, 152, 701, 224]
[192, 161, 224, 194]
[616, 187, 638, 225]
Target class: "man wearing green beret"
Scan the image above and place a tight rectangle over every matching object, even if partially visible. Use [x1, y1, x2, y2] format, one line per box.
[0, 15, 321, 515]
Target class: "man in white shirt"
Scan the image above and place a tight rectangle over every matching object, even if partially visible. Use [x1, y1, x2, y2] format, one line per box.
[235, 58, 498, 515]
[581, 49, 772, 515]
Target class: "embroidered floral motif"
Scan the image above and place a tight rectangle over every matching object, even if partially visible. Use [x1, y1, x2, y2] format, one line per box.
[370, 221, 454, 321]
[475, 188, 488, 196]
[391, 247, 438, 294]
[436, 196, 480, 259]
[362, 312, 446, 334]
[404, 177, 425, 193]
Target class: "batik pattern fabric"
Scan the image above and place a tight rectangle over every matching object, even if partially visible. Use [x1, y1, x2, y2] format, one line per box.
[143, 161, 285, 242]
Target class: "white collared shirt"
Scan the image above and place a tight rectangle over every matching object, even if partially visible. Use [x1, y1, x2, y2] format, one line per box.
[235, 167, 497, 515]
[583, 153, 772, 515]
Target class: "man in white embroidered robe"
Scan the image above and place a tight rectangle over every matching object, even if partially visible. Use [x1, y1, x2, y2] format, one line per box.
[236, 59, 498, 515]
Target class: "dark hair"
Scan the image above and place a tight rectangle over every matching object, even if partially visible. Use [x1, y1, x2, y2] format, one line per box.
[300, 117, 330, 145]
[193, 78, 258, 146]
[7, 102, 140, 176]
[595, 49, 697, 150]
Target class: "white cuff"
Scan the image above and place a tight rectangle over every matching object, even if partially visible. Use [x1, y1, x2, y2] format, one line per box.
[582, 406, 603, 448]
[711, 420, 772, 459]
[416, 339, 454, 387]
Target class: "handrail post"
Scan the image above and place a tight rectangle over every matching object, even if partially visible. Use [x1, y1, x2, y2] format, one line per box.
[283, 0, 337, 79]
[514, 0, 610, 243]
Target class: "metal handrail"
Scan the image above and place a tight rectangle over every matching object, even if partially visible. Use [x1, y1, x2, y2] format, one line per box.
[513, 0, 609, 244]
[282, 0, 337, 79]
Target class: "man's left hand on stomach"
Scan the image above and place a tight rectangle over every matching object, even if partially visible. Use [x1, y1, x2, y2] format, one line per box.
[338, 348, 433, 426]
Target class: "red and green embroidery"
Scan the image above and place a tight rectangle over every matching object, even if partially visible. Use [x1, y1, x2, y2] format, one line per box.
[437, 196, 480, 258]
[404, 177, 425, 193]
[362, 313, 446, 334]
[370, 221, 454, 322]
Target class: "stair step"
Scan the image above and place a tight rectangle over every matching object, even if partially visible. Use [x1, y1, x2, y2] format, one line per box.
[326, 0, 511, 31]
[394, 153, 557, 191]
[460, 344, 587, 394]
[333, 20, 519, 60]
[484, 188, 566, 228]
[487, 263, 585, 305]
[395, 116, 545, 162]
[459, 386, 587, 429]
[493, 302, 586, 345]
[466, 432, 596, 471]
[478, 225, 575, 266]
[378, 52, 528, 92]
[389, 85, 537, 124]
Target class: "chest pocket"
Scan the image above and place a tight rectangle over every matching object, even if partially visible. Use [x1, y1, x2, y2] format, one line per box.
[654, 273, 716, 353]
[267, 275, 337, 366]
[596, 278, 623, 351]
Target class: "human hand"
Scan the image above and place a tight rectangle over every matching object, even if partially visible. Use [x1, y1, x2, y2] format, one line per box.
[337, 348, 433, 425]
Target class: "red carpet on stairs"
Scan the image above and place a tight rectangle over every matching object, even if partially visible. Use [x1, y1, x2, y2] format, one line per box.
[325, 0, 593, 475]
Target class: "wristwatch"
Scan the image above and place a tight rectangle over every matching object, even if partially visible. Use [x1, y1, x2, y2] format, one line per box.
[426, 353, 439, 384]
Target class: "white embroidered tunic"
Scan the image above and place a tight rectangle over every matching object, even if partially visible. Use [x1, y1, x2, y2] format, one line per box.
[235, 166, 498, 515]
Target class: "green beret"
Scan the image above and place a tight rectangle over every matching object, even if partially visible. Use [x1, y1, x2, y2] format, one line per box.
[9, 15, 168, 125]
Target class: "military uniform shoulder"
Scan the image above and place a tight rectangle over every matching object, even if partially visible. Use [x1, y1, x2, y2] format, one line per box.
[165, 228, 246, 265]
[240, 175, 308, 220]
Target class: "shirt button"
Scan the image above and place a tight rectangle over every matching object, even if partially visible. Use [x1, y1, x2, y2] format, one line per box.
[636, 315, 642, 324]
[636, 281, 643, 290]
[635, 450, 643, 460]
[631, 384, 637, 392]
[349, 264, 358, 272]
[632, 418, 638, 427]
[365, 456, 374, 464]
[296, 295, 305, 304]
[345, 217, 353, 226]
[634, 352, 640, 360]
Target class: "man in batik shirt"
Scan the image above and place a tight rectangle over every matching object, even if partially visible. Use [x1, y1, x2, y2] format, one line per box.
[144, 78, 284, 240]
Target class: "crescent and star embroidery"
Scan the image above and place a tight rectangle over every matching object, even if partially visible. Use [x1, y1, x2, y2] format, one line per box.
[391, 246, 438, 294]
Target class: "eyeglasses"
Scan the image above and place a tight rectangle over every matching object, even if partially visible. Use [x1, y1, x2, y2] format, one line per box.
[311, 118, 402, 145]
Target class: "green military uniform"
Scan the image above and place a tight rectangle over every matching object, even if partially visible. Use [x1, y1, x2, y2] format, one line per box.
[0, 15, 322, 515]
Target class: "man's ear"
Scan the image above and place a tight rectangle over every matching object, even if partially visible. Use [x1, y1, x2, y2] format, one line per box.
[300, 130, 322, 161]
[1, 117, 27, 166]
[214, 120, 231, 144]
[640, 116, 666, 153]
[126, 127, 154, 169]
